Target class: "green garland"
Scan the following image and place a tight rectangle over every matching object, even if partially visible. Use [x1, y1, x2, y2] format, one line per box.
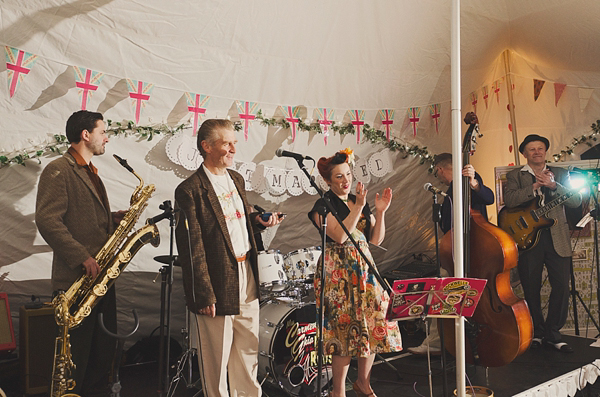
[551, 120, 600, 162]
[0, 120, 190, 168]
[10, 113, 599, 169]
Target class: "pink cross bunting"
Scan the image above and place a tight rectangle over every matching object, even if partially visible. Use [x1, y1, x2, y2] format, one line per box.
[7, 50, 31, 98]
[318, 108, 333, 145]
[285, 106, 300, 142]
[239, 102, 256, 141]
[494, 82, 501, 104]
[76, 69, 99, 110]
[430, 104, 441, 134]
[408, 107, 420, 137]
[470, 93, 478, 113]
[381, 109, 394, 141]
[351, 110, 364, 143]
[188, 94, 207, 135]
[482, 86, 489, 109]
[129, 81, 150, 124]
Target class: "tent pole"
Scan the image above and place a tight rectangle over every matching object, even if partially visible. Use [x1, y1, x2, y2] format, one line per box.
[451, 1, 467, 396]
[503, 49, 520, 166]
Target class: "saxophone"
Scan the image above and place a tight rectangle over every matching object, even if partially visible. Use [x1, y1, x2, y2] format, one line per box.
[50, 155, 160, 397]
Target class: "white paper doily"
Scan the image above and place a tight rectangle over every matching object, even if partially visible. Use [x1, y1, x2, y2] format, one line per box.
[285, 169, 305, 196]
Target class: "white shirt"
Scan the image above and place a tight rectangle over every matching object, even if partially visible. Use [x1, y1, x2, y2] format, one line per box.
[203, 164, 250, 258]
[521, 163, 547, 205]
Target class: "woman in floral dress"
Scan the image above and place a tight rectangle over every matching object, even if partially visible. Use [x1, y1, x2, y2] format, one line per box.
[308, 149, 402, 397]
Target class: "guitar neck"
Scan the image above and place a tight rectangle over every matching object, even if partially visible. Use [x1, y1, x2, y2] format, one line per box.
[534, 190, 575, 217]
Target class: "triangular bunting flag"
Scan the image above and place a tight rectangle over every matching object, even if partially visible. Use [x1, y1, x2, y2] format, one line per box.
[278, 105, 301, 142]
[493, 80, 502, 104]
[315, 108, 334, 145]
[73, 67, 104, 110]
[236, 100, 258, 141]
[407, 107, 421, 138]
[554, 83, 567, 107]
[126, 79, 154, 124]
[429, 104, 441, 134]
[578, 87, 594, 112]
[378, 109, 395, 141]
[469, 92, 478, 113]
[482, 86, 489, 109]
[185, 93, 210, 135]
[533, 79, 545, 101]
[348, 109, 365, 143]
[5, 46, 38, 98]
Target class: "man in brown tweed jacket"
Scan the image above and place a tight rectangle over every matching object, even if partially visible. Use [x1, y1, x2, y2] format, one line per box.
[36, 110, 125, 395]
[175, 119, 283, 396]
[504, 134, 582, 353]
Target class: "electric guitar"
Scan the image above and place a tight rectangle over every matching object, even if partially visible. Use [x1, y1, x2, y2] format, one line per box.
[497, 190, 576, 250]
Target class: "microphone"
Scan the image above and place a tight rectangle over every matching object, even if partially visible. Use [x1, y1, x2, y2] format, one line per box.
[275, 148, 313, 161]
[424, 183, 448, 197]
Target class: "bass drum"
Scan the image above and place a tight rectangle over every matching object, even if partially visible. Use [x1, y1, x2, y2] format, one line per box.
[258, 300, 332, 396]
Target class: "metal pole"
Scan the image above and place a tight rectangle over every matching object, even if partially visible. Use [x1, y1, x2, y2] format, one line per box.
[451, 1, 467, 396]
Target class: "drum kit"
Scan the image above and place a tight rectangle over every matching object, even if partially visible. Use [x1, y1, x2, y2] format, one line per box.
[257, 246, 333, 396]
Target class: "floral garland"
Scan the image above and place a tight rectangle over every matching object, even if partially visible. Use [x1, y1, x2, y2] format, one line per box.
[245, 110, 436, 171]
[551, 120, 600, 162]
[0, 120, 190, 168]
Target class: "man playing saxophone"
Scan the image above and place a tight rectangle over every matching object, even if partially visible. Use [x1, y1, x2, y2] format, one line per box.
[36, 110, 126, 396]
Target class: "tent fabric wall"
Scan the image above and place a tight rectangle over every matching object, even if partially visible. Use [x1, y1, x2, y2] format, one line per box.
[2, 0, 600, 347]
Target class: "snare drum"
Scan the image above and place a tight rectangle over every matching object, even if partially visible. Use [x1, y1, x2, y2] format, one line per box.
[258, 300, 332, 396]
[283, 246, 322, 281]
[257, 250, 288, 294]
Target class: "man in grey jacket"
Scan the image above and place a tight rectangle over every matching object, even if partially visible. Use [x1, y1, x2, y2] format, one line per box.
[504, 134, 582, 353]
[36, 110, 125, 395]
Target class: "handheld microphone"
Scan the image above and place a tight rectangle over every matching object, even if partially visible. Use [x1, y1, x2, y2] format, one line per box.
[275, 148, 313, 161]
[424, 183, 448, 197]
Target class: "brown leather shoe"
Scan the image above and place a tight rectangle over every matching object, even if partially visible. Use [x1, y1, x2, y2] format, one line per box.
[353, 381, 377, 397]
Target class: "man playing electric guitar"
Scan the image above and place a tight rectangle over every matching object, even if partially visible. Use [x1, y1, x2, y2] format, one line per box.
[504, 134, 581, 353]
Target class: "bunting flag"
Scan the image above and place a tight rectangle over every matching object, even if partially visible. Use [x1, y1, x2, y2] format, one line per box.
[5, 46, 38, 98]
[348, 109, 365, 143]
[407, 107, 421, 137]
[315, 108, 334, 145]
[378, 109, 395, 141]
[554, 83, 567, 107]
[429, 104, 441, 134]
[236, 100, 258, 141]
[492, 79, 502, 104]
[533, 79, 545, 101]
[126, 79, 154, 124]
[578, 87, 594, 112]
[482, 86, 489, 109]
[185, 93, 210, 135]
[470, 92, 478, 113]
[279, 105, 301, 142]
[73, 67, 104, 110]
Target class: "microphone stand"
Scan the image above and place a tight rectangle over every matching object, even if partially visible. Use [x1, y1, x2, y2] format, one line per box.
[153, 200, 178, 397]
[293, 159, 394, 396]
[429, 192, 449, 397]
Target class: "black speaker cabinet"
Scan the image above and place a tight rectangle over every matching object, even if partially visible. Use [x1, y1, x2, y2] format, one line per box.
[0, 293, 16, 354]
[19, 305, 57, 395]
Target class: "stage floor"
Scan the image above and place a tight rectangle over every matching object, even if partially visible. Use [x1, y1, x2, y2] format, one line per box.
[1, 334, 598, 396]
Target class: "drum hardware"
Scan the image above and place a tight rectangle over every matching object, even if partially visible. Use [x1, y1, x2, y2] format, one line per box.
[167, 310, 202, 397]
[283, 246, 322, 282]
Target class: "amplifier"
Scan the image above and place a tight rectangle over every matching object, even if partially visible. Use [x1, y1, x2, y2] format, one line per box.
[19, 304, 57, 395]
[382, 261, 439, 281]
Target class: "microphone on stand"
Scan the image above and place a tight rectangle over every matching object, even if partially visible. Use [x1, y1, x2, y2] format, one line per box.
[424, 183, 448, 197]
[275, 148, 313, 161]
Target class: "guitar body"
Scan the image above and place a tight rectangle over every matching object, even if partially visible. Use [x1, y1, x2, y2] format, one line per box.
[497, 197, 556, 251]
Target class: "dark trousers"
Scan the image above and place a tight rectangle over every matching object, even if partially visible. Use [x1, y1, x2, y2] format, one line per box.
[517, 229, 570, 342]
[68, 286, 117, 394]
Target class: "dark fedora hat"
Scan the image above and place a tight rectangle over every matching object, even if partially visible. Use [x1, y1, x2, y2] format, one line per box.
[519, 134, 550, 154]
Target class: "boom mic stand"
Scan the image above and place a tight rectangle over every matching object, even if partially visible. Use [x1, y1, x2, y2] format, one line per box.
[293, 158, 396, 396]
[150, 200, 179, 397]
[428, 191, 449, 397]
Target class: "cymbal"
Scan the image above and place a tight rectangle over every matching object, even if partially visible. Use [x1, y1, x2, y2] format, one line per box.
[153, 255, 180, 266]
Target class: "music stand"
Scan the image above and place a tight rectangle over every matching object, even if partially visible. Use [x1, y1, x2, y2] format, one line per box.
[386, 277, 487, 397]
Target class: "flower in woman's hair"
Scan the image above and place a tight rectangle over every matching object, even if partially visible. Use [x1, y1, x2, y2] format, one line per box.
[340, 147, 355, 166]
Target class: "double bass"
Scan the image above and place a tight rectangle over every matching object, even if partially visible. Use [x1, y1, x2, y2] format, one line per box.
[439, 113, 532, 367]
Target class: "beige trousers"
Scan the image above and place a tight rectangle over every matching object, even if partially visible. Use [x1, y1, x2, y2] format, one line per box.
[192, 258, 261, 397]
